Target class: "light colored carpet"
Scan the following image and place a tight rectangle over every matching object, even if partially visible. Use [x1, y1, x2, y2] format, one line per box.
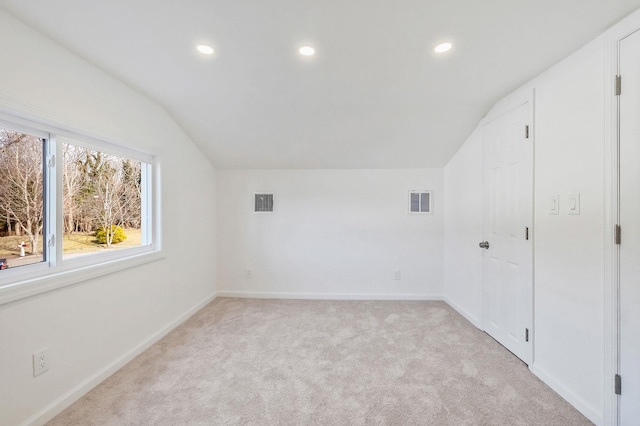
[48, 298, 592, 425]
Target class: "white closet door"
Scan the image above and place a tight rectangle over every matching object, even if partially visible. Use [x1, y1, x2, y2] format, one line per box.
[482, 102, 533, 365]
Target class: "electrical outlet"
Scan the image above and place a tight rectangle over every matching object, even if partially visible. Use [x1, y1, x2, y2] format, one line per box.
[393, 269, 401, 280]
[33, 348, 49, 377]
[245, 269, 252, 278]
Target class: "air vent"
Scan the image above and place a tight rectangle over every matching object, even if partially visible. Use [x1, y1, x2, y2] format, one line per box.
[409, 190, 433, 214]
[254, 193, 274, 212]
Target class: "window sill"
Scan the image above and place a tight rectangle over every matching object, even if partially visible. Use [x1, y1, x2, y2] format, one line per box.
[0, 249, 165, 306]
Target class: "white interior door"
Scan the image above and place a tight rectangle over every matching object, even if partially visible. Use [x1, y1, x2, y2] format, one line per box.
[618, 29, 640, 425]
[481, 102, 533, 365]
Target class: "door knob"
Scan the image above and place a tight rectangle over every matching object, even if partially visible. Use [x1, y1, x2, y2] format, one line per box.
[479, 241, 490, 249]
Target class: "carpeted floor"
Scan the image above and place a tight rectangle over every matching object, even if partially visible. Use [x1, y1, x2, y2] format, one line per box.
[48, 298, 592, 425]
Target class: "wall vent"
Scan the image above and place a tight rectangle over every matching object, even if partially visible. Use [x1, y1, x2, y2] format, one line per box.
[254, 193, 274, 212]
[409, 190, 433, 214]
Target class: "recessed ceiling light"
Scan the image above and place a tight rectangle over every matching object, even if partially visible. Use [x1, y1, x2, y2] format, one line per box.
[299, 46, 315, 56]
[197, 44, 214, 55]
[434, 42, 453, 53]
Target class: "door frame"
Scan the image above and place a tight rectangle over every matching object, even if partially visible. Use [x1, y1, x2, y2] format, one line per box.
[479, 89, 535, 366]
[604, 15, 640, 426]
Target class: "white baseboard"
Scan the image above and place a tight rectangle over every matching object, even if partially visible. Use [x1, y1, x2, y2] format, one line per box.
[443, 296, 481, 328]
[530, 363, 603, 426]
[216, 290, 443, 301]
[23, 291, 218, 426]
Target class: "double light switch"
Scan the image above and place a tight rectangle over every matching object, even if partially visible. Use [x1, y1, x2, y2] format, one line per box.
[549, 193, 580, 215]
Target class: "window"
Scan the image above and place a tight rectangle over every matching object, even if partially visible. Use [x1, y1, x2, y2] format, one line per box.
[0, 115, 159, 302]
[0, 128, 46, 269]
[61, 141, 148, 259]
[409, 190, 433, 214]
[254, 193, 274, 212]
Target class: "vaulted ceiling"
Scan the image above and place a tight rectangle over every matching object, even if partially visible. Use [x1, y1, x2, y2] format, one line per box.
[1, 1, 639, 168]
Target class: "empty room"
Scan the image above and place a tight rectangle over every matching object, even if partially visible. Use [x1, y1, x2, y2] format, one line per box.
[1, 1, 640, 425]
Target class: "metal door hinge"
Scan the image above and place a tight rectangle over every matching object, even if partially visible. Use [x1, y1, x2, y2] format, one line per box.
[615, 374, 622, 395]
[615, 75, 622, 96]
[525, 328, 529, 342]
[525, 125, 530, 139]
[525, 227, 529, 240]
[615, 225, 621, 245]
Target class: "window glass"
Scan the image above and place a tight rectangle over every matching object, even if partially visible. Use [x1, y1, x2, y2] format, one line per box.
[62, 143, 145, 259]
[0, 128, 45, 269]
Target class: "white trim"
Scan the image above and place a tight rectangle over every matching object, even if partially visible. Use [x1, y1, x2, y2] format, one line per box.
[0, 93, 98, 141]
[56, 133, 152, 165]
[601, 11, 640, 425]
[529, 87, 537, 368]
[443, 296, 481, 328]
[216, 291, 443, 301]
[152, 159, 163, 251]
[530, 364, 603, 425]
[604, 26, 620, 426]
[0, 117, 49, 139]
[0, 250, 165, 306]
[21, 292, 218, 426]
[52, 134, 63, 266]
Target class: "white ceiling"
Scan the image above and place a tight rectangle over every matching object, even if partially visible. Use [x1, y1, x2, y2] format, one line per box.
[1, 1, 639, 169]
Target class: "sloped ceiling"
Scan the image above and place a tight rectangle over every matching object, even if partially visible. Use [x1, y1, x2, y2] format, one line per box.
[1, 0, 639, 168]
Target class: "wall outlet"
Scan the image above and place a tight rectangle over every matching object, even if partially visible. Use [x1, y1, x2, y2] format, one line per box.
[33, 348, 49, 377]
[393, 269, 401, 280]
[244, 269, 252, 278]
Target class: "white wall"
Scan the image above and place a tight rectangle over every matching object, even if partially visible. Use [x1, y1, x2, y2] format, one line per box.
[217, 169, 443, 299]
[443, 128, 483, 327]
[444, 33, 610, 425]
[0, 10, 217, 426]
[1, 2, 630, 424]
[530, 38, 607, 424]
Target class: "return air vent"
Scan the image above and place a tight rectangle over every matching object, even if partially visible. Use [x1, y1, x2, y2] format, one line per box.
[254, 193, 274, 212]
[409, 190, 433, 214]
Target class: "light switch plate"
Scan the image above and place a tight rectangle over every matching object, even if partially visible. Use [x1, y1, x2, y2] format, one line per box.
[549, 195, 559, 215]
[568, 193, 580, 215]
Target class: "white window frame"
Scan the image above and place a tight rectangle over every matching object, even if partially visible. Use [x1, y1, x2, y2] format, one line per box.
[408, 190, 434, 214]
[0, 113, 163, 305]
